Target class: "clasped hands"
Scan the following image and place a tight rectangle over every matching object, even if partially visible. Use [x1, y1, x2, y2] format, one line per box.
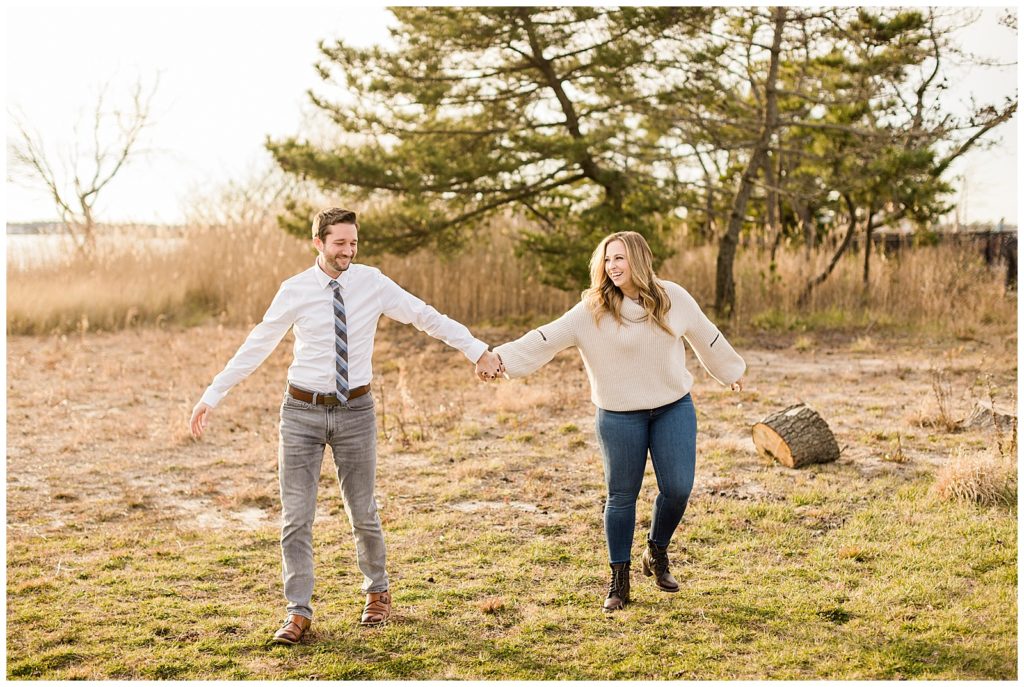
[475, 350, 505, 381]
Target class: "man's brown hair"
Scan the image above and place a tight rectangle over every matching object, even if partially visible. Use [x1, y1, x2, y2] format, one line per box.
[311, 207, 358, 241]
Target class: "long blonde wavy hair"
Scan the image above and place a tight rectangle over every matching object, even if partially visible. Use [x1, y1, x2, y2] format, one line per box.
[581, 231, 673, 334]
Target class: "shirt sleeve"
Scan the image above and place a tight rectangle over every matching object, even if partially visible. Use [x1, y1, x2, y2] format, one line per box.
[677, 289, 746, 386]
[378, 274, 488, 363]
[199, 284, 297, 408]
[493, 304, 582, 378]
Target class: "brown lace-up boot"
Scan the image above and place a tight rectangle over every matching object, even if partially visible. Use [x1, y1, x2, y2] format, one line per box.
[642, 539, 679, 592]
[602, 562, 631, 612]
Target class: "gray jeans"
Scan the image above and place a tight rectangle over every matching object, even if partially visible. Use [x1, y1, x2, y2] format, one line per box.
[278, 389, 387, 620]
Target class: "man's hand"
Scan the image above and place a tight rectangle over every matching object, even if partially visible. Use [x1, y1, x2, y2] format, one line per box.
[190, 402, 213, 439]
[475, 350, 505, 381]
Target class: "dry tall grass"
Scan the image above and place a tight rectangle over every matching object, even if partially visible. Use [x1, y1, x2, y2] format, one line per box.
[7, 217, 1016, 336]
[7, 223, 310, 334]
[931, 446, 1017, 507]
[659, 237, 1016, 335]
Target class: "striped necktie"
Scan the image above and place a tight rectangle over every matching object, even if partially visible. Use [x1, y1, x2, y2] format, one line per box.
[328, 280, 349, 399]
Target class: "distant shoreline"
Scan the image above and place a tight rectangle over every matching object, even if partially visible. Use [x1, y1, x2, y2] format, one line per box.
[6, 222, 186, 236]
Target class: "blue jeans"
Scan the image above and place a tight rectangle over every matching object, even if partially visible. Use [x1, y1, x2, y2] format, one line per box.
[595, 394, 697, 564]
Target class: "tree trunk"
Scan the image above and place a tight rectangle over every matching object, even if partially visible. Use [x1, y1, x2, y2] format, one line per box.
[752, 404, 840, 468]
[793, 198, 815, 257]
[714, 6, 786, 318]
[764, 151, 780, 252]
[798, 193, 857, 307]
[862, 196, 876, 288]
[769, 223, 784, 267]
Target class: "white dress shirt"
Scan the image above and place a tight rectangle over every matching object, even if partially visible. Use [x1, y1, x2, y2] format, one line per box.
[200, 261, 488, 408]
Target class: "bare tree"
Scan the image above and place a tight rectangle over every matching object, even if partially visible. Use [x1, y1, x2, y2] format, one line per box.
[184, 161, 303, 231]
[8, 76, 158, 254]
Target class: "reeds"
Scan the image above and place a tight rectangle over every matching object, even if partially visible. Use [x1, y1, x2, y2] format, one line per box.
[659, 237, 1015, 334]
[7, 222, 310, 334]
[7, 217, 1016, 336]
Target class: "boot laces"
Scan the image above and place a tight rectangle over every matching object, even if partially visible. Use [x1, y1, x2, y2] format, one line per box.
[650, 544, 670, 572]
[607, 565, 628, 596]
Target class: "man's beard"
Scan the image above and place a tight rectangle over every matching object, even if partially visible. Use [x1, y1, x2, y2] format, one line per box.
[326, 255, 351, 272]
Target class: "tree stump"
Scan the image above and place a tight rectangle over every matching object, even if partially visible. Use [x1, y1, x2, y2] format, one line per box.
[959, 401, 1017, 434]
[752, 404, 840, 468]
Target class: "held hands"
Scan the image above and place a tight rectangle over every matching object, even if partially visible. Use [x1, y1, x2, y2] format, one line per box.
[475, 350, 506, 381]
[189, 401, 212, 439]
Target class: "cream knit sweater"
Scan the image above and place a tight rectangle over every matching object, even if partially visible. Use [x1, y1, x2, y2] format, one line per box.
[494, 280, 746, 411]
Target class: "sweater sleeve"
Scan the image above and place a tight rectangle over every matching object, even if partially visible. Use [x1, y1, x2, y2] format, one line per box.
[676, 288, 746, 386]
[493, 303, 582, 379]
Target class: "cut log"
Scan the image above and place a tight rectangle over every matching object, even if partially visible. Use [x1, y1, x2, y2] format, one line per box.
[958, 401, 1017, 434]
[752, 404, 840, 468]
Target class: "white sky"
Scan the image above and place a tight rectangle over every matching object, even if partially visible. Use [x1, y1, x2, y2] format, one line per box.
[4, 3, 1019, 225]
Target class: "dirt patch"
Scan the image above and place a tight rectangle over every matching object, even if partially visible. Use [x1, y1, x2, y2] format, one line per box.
[174, 499, 275, 531]
[448, 500, 554, 515]
[696, 475, 780, 501]
[6, 325, 1016, 536]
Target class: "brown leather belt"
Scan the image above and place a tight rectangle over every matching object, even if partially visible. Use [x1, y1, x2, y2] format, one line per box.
[287, 383, 371, 406]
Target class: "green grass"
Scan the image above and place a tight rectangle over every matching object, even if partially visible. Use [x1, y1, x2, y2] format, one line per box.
[6, 473, 1016, 680]
[750, 306, 899, 333]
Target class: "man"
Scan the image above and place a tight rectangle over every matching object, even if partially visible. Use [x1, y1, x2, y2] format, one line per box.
[189, 207, 503, 643]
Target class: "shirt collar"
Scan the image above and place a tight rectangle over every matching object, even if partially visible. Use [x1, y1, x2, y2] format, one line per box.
[313, 258, 351, 290]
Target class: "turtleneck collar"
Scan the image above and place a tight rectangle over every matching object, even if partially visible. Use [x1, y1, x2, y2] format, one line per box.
[619, 296, 648, 322]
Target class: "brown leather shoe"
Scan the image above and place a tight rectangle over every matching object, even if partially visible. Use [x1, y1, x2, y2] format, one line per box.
[272, 614, 311, 644]
[602, 562, 631, 613]
[360, 591, 392, 626]
[642, 539, 680, 592]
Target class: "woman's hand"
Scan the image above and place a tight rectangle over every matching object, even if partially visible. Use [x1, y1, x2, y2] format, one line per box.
[475, 350, 505, 381]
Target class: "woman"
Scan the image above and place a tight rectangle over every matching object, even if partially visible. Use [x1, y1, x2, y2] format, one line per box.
[493, 231, 745, 612]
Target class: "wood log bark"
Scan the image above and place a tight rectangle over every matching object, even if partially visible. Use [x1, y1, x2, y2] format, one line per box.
[752, 404, 840, 468]
[959, 401, 1017, 434]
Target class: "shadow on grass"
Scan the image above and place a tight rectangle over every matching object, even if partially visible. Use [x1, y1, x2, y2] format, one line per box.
[848, 633, 1018, 679]
[261, 613, 574, 680]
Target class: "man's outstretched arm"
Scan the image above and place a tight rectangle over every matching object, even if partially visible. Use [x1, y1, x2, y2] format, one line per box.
[378, 274, 489, 368]
[189, 284, 296, 439]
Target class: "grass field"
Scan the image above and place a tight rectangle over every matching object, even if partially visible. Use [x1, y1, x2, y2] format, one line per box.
[6, 320, 1017, 679]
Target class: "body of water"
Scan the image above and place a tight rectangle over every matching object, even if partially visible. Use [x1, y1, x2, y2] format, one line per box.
[6, 234, 186, 268]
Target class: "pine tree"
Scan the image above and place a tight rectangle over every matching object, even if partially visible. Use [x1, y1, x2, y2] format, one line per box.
[268, 7, 714, 289]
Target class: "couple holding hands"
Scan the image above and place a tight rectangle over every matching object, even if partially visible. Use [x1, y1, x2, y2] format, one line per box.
[189, 207, 745, 644]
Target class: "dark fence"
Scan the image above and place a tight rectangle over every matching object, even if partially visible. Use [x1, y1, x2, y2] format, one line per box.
[871, 228, 1017, 288]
